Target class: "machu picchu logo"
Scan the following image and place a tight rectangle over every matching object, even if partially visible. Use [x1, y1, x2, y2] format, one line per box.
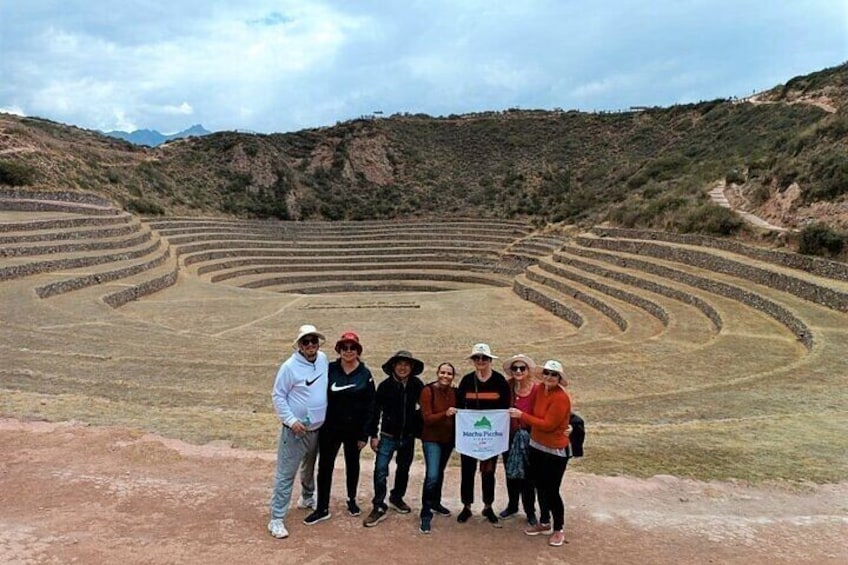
[473, 416, 492, 430]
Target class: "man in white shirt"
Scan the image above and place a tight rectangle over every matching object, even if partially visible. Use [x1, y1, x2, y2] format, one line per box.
[268, 325, 329, 539]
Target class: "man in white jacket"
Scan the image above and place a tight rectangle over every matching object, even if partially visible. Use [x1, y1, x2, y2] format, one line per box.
[268, 324, 329, 539]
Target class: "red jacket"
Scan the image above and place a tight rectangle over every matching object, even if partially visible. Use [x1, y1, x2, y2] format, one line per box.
[519, 385, 571, 449]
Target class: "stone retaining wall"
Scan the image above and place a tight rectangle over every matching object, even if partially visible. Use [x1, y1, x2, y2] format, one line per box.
[526, 268, 628, 331]
[2, 230, 151, 258]
[554, 249, 722, 331]
[591, 227, 848, 282]
[0, 222, 139, 244]
[579, 236, 848, 313]
[537, 259, 670, 326]
[0, 199, 120, 216]
[175, 241, 500, 260]
[102, 265, 179, 308]
[512, 277, 583, 328]
[0, 214, 132, 233]
[0, 238, 162, 281]
[0, 189, 115, 207]
[35, 246, 171, 298]
[240, 271, 510, 289]
[568, 245, 813, 349]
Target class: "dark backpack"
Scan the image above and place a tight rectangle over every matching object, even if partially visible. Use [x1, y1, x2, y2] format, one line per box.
[568, 413, 585, 458]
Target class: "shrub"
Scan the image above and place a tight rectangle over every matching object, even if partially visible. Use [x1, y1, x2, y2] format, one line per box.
[676, 203, 744, 236]
[797, 223, 845, 257]
[126, 197, 164, 215]
[0, 160, 37, 186]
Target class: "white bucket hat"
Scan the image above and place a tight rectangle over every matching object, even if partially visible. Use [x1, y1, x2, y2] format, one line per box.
[540, 359, 564, 377]
[292, 324, 326, 348]
[468, 343, 498, 359]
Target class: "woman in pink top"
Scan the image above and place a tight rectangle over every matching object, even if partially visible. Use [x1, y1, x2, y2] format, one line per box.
[499, 354, 538, 526]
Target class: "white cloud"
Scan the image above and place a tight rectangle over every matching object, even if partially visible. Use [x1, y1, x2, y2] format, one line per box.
[0, 0, 845, 133]
[0, 106, 26, 117]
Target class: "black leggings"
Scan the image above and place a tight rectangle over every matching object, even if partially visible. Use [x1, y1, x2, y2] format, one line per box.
[529, 447, 569, 531]
[316, 429, 362, 511]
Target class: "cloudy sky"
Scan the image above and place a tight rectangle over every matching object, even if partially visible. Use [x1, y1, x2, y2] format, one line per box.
[1, 1, 846, 135]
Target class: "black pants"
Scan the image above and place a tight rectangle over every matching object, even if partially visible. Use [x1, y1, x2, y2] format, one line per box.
[502, 445, 536, 518]
[528, 447, 569, 531]
[316, 428, 363, 511]
[460, 453, 498, 506]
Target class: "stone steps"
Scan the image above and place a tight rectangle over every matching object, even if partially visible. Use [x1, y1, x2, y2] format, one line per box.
[228, 268, 512, 290]
[205, 260, 501, 283]
[580, 232, 848, 312]
[568, 237, 815, 349]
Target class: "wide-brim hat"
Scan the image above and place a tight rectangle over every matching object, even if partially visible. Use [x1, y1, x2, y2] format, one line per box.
[537, 359, 565, 379]
[334, 330, 363, 355]
[382, 350, 424, 377]
[502, 354, 537, 375]
[468, 343, 498, 359]
[292, 324, 326, 348]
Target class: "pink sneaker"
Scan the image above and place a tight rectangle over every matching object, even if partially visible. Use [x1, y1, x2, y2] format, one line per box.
[524, 522, 553, 536]
[549, 530, 565, 546]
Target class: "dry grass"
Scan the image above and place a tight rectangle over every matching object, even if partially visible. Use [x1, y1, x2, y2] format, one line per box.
[2, 228, 847, 484]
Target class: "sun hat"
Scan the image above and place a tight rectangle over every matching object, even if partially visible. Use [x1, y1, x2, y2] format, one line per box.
[334, 331, 363, 355]
[539, 359, 564, 378]
[502, 354, 536, 374]
[468, 343, 498, 359]
[382, 350, 425, 377]
[292, 324, 325, 348]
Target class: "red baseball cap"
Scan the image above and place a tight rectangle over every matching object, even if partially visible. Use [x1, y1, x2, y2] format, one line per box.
[334, 331, 362, 355]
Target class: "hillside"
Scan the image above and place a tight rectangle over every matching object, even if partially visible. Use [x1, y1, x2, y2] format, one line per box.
[1, 63, 846, 247]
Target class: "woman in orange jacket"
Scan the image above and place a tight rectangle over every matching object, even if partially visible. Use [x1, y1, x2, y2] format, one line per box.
[508, 359, 571, 547]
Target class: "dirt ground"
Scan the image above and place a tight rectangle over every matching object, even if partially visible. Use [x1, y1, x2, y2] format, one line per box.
[2, 418, 846, 565]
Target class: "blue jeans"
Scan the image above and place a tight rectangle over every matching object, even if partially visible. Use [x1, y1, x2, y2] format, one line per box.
[371, 434, 415, 508]
[420, 441, 453, 518]
[269, 426, 318, 520]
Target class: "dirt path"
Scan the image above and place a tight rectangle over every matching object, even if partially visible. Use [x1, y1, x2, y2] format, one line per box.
[708, 182, 791, 232]
[2, 418, 845, 565]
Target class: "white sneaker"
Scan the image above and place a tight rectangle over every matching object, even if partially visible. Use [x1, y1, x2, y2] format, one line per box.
[296, 496, 316, 510]
[268, 519, 289, 539]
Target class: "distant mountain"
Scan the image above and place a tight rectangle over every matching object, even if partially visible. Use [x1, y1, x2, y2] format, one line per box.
[102, 124, 211, 147]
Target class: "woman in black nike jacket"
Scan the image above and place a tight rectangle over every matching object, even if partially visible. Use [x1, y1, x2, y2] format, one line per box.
[304, 331, 375, 525]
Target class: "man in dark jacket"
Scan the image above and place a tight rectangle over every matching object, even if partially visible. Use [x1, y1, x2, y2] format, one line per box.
[363, 350, 425, 527]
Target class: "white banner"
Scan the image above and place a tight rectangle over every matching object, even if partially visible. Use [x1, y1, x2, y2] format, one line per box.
[455, 409, 510, 461]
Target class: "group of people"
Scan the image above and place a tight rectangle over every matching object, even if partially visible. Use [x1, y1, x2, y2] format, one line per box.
[267, 324, 574, 548]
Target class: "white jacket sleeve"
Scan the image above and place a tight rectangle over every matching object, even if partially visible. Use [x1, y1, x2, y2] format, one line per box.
[272, 363, 298, 427]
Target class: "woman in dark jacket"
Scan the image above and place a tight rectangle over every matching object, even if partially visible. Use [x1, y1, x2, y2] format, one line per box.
[304, 331, 375, 525]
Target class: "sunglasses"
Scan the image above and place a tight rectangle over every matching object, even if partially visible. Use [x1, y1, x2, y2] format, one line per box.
[471, 355, 490, 362]
[542, 369, 560, 377]
[339, 344, 358, 352]
[510, 365, 528, 372]
[299, 336, 320, 346]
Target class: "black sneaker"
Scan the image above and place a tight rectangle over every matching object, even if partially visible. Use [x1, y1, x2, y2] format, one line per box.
[498, 507, 519, 520]
[388, 496, 411, 514]
[363, 506, 387, 527]
[303, 508, 331, 526]
[433, 503, 451, 517]
[456, 506, 472, 523]
[482, 507, 501, 527]
[347, 499, 361, 517]
[419, 516, 432, 534]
